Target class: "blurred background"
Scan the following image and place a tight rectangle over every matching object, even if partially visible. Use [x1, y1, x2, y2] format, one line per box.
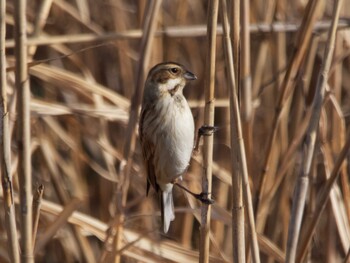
[2, 0, 350, 262]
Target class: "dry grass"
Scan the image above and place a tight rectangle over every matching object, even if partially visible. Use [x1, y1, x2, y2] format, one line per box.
[1, 0, 350, 262]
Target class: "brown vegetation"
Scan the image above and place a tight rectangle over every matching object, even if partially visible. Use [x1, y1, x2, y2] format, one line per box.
[1, 0, 350, 262]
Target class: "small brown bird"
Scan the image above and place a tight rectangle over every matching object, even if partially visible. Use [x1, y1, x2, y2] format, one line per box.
[139, 62, 196, 233]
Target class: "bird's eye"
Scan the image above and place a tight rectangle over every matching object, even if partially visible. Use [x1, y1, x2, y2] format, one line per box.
[170, 68, 179, 74]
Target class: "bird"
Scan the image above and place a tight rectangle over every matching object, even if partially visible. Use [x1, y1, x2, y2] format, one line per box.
[139, 62, 196, 233]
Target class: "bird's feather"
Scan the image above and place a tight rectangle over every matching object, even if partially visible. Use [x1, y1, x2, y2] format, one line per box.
[139, 106, 159, 194]
[160, 188, 175, 233]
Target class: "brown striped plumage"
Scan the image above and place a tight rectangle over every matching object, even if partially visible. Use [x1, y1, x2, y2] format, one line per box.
[139, 62, 196, 233]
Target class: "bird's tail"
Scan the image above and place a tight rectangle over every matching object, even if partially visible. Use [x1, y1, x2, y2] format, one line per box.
[160, 189, 175, 233]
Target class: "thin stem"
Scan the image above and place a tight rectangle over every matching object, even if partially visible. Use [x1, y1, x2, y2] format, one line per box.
[199, 1, 219, 262]
[240, 0, 252, 121]
[112, 1, 162, 262]
[4, 20, 349, 48]
[221, 0, 260, 262]
[297, 129, 350, 262]
[222, 1, 245, 262]
[32, 184, 44, 247]
[0, 0, 20, 261]
[231, 4, 244, 259]
[14, 0, 33, 261]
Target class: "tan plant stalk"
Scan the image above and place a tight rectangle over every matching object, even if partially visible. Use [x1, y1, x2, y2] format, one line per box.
[329, 41, 350, 241]
[239, 17, 256, 258]
[14, 0, 33, 261]
[231, 3, 244, 259]
[34, 198, 82, 252]
[285, 0, 344, 262]
[296, 128, 350, 262]
[199, 1, 219, 263]
[251, 0, 277, 98]
[221, 0, 260, 262]
[5, 20, 348, 48]
[119, 0, 162, 210]
[240, 0, 252, 122]
[32, 184, 44, 247]
[222, 0, 245, 261]
[231, 0, 240, 86]
[0, 0, 20, 262]
[199, 0, 219, 260]
[112, 1, 162, 262]
[240, 0, 253, 260]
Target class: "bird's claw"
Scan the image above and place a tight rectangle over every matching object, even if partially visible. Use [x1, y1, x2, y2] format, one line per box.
[194, 125, 219, 152]
[195, 192, 214, 205]
[198, 125, 219, 137]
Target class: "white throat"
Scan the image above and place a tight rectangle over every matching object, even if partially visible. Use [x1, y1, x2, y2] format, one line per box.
[161, 78, 183, 92]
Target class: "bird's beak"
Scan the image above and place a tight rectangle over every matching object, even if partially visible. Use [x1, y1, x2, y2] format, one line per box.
[184, 71, 197, 81]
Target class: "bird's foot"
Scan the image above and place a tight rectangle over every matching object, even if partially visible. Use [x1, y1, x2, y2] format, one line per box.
[174, 182, 214, 205]
[199, 125, 219, 136]
[194, 125, 219, 152]
[194, 192, 215, 205]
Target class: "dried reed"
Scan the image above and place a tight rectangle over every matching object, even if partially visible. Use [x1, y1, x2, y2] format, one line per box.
[32, 184, 44, 247]
[221, 0, 260, 262]
[0, 0, 20, 261]
[1, 1, 350, 263]
[199, 1, 218, 262]
[112, 1, 162, 263]
[14, 0, 33, 261]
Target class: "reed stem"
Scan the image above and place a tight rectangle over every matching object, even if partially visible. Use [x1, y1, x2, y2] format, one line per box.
[199, 1, 219, 262]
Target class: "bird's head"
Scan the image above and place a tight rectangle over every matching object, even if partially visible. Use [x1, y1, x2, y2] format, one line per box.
[144, 62, 197, 99]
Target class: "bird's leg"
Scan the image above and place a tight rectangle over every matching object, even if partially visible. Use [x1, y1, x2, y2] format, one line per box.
[193, 125, 219, 152]
[173, 181, 214, 205]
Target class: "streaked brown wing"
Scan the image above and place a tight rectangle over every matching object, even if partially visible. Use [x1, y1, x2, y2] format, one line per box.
[139, 106, 159, 194]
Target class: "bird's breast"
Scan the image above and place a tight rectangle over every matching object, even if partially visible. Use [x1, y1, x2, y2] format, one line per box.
[148, 95, 195, 184]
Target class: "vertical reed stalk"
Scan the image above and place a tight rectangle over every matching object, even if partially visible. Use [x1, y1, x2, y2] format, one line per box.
[199, 1, 218, 262]
[221, 1, 260, 262]
[240, 0, 252, 121]
[231, 0, 240, 87]
[113, 1, 162, 262]
[221, 1, 245, 262]
[231, 3, 244, 261]
[240, 0, 252, 259]
[0, 0, 20, 262]
[297, 128, 350, 262]
[240, 22, 257, 256]
[119, 0, 162, 210]
[285, 0, 343, 262]
[14, 0, 33, 261]
[32, 184, 44, 247]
